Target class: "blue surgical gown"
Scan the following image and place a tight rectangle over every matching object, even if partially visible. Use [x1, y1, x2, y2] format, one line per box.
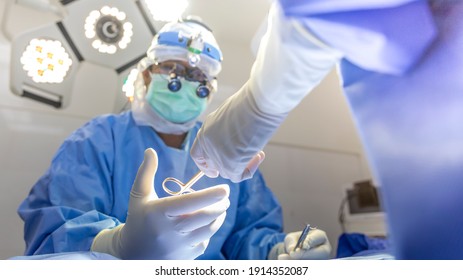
[280, 0, 463, 259]
[17, 111, 285, 259]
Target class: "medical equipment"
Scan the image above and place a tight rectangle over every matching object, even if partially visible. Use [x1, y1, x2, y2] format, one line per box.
[268, 226, 331, 260]
[294, 224, 311, 252]
[152, 61, 212, 98]
[166, 74, 210, 98]
[146, 17, 223, 83]
[9, 0, 159, 110]
[145, 73, 207, 124]
[163, 170, 204, 196]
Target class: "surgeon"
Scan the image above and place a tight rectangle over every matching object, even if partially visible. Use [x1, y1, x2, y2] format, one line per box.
[17, 16, 331, 260]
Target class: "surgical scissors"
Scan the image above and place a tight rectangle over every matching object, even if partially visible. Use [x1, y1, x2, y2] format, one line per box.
[162, 171, 205, 196]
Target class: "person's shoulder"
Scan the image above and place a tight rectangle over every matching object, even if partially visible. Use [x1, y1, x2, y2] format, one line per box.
[81, 111, 133, 130]
[66, 111, 131, 141]
[91, 111, 131, 125]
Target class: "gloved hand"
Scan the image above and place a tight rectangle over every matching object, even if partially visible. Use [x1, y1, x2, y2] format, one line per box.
[191, 1, 343, 183]
[91, 148, 230, 259]
[268, 228, 332, 260]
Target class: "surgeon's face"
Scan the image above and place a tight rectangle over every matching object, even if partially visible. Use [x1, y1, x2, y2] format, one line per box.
[143, 59, 212, 124]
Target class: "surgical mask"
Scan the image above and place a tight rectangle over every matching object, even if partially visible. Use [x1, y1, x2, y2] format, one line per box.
[146, 74, 207, 123]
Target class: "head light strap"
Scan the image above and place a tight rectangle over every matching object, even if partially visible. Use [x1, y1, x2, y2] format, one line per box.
[157, 31, 222, 62]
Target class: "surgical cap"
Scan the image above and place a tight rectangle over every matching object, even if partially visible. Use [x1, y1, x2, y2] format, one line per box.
[145, 17, 223, 80]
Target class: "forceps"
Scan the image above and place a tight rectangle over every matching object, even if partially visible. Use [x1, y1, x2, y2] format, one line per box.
[162, 171, 204, 196]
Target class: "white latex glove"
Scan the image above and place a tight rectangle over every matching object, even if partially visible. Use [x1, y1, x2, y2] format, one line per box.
[268, 228, 332, 260]
[91, 148, 230, 260]
[191, 1, 343, 183]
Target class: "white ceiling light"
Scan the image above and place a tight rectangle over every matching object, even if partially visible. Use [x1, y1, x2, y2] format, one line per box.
[20, 38, 73, 84]
[144, 0, 188, 22]
[84, 6, 133, 54]
[9, 0, 156, 110]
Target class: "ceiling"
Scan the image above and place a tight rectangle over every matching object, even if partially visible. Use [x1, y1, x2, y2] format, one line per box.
[184, 0, 271, 45]
[182, 0, 273, 100]
[0, 0, 274, 110]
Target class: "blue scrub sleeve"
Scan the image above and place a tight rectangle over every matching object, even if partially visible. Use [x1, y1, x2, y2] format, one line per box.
[222, 171, 286, 260]
[336, 233, 390, 258]
[339, 1, 463, 259]
[17, 117, 121, 255]
[279, 0, 436, 75]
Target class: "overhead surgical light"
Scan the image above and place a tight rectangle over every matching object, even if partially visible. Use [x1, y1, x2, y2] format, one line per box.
[84, 6, 133, 54]
[9, 22, 80, 109]
[143, 0, 188, 22]
[20, 38, 73, 84]
[9, 0, 157, 111]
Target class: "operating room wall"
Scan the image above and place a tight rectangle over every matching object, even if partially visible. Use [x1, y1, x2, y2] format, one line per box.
[0, 0, 374, 259]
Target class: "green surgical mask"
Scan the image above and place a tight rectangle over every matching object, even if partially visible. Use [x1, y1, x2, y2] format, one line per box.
[145, 74, 207, 123]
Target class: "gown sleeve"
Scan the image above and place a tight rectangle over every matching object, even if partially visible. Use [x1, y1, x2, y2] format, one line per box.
[17, 116, 121, 255]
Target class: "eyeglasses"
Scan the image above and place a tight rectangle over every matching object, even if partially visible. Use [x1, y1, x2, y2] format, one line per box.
[150, 61, 212, 98]
[151, 61, 208, 84]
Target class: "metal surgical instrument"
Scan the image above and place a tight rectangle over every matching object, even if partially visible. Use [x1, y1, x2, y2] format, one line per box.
[294, 224, 312, 252]
[162, 170, 204, 196]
